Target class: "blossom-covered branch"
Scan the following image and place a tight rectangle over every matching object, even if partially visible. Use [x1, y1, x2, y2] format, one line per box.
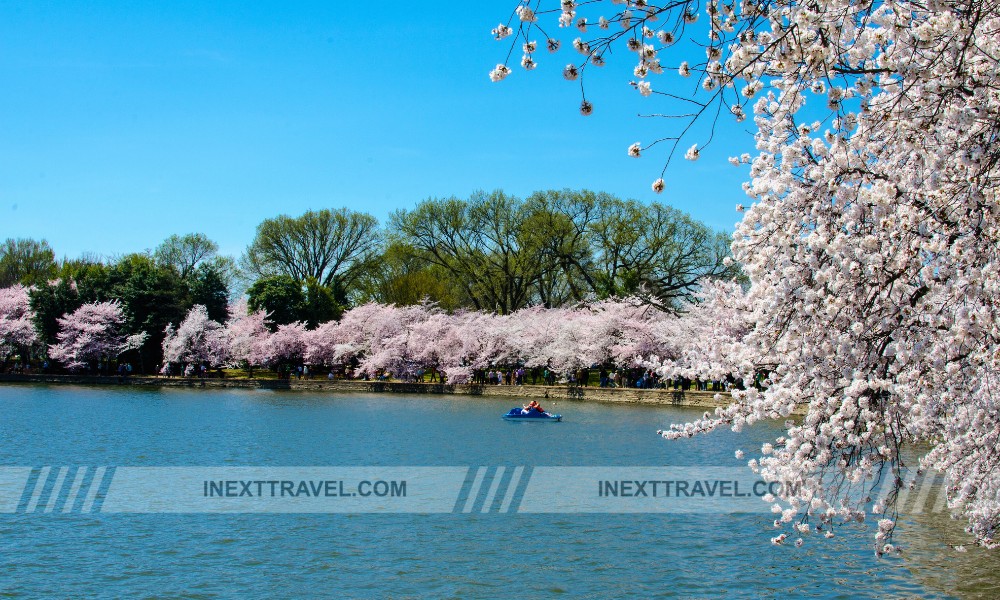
[492, 0, 1000, 550]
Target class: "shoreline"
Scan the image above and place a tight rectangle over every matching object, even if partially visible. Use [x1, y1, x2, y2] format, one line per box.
[0, 373, 740, 411]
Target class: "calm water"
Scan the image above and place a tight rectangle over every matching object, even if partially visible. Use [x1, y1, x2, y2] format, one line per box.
[0, 384, 996, 598]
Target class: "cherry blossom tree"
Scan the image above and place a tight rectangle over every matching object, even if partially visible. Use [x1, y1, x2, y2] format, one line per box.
[645, 280, 754, 382]
[492, 0, 1000, 549]
[264, 321, 309, 367]
[161, 304, 229, 373]
[310, 302, 446, 380]
[484, 298, 671, 379]
[0, 285, 39, 363]
[224, 299, 272, 376]
[406, 307, 469, 380]
[300, 299, 673, 384]
[305, 302, 396, 372]
[48, 301, 147, 372]
[577, 297, 668, 368]
[451, 310, 519, 376]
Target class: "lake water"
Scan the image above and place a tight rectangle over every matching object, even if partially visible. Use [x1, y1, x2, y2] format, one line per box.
[0, 384, 996, 598]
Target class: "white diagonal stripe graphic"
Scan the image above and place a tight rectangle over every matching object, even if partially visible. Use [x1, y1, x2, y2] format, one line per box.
[875, 473, 898, 508]
[893, 473, 918, 512]
[462, 467, 487, 513]
[499, 466, 524, 513]
[81, 467, 107, 513]
[62, 467, 88, 513]
[933, 474, 950, 514]
[480, 467, 506, 513]
[0, 468, 32, 513]
[25, 467, 51, 513]
[44, 467, 68, 513]
[911, 473, 937, 514]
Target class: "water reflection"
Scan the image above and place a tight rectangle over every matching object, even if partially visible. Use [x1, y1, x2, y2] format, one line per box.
[898, 485, 1000, 599]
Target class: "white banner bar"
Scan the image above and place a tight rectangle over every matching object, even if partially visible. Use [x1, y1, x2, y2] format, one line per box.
[0, 466, 948, 514]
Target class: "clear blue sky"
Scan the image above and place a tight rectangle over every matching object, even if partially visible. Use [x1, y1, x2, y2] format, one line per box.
[0, 1, 754, 260]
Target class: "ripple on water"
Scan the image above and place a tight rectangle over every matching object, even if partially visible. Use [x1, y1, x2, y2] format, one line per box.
[0, 386, 984, 598]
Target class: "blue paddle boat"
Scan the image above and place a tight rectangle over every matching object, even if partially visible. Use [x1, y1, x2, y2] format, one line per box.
[502, 407, 562, 422]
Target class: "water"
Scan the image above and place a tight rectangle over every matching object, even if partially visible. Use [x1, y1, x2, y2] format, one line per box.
[0, 384, 995, 598]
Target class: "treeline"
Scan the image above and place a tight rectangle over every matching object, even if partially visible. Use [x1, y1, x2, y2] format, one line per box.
[1, 235, 233, 373]
[388, 189, 738, 312]
[0, 189, 739, 372]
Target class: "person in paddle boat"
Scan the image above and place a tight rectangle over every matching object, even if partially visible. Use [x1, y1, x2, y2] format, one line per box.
[521, 400, 545, 415]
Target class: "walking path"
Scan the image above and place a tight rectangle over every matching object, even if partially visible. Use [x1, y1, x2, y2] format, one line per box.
[0, 373, 750, 411]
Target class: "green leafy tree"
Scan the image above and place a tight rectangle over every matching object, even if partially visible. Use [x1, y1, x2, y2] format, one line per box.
[392, 189, 740, 313]
[105, 253, 189, 371]
[522, 190, 605, 306]
[588, 198, 740, 311]
[242, 208, 381, 301]
[301, 277, 341, 328]
[189, 261, 231, 323]
[353, 241, 465, 310]
[0, 238, 57, 288]
[153, 233, 236, 311]
[391, 191, 547, 314]
[153, 233, 220, 280]
[246, 275, 306, 329]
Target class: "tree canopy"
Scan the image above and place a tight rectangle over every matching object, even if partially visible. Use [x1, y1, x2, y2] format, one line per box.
[13, 196, 736, 378]
[0, 238, 57, 288]
[246, 275, 307, 330]
[154, 233, 219, 280]
[392, 189, 739, 313]
[27, 239, 232, 371]
[242, 208, 381, 295]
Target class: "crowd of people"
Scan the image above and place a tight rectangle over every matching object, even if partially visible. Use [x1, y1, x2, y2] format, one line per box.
[345, 364, 738, 391]
[4, 356, 742, 393]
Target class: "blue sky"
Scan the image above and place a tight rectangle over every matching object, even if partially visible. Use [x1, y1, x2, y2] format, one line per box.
[0, 1, 754, 260]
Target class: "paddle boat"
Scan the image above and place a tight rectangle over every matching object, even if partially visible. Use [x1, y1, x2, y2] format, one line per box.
[502, 407, 562, 422]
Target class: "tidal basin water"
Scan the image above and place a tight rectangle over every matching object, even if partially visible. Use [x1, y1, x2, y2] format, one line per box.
[0, 385, 997, 598]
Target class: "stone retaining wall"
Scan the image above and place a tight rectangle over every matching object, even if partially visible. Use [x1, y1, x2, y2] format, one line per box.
[0, 373, 735, 411]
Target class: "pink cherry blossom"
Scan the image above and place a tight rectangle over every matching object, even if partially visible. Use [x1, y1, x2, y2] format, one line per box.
[224, 299, 272, 371]
[161, 305, 229, 370]
[264, 321, 308, 366]
[48, 301, 146, 371]
[0, 285, 39, 356]
[489, 0, 1000, 549]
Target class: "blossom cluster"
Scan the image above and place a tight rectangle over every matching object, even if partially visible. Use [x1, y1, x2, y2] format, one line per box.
[0, 285, 38, 356]
[160, 296, 714, 383]
[47, 301, 147, 371]
[2, 285, 749, 387]
[491, 0, 1000, 549]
